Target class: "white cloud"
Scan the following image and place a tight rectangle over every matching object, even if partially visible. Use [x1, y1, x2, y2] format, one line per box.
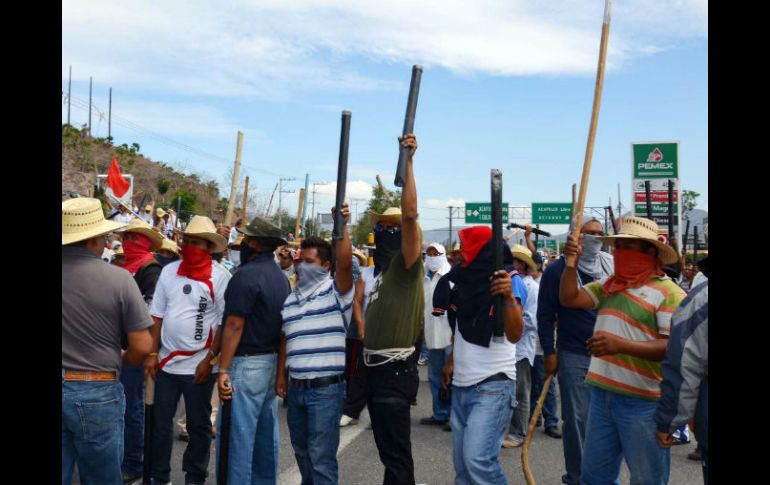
[313, 180, 374, 202]
[63, 0, 707, 99]
[424, 197, 466, 209]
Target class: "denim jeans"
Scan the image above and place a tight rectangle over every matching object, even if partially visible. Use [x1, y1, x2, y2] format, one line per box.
[530, 355, 558, 429]
[419, 341, 430, 361]
[120, 363, 144, 477]
[217, 354, 279, 485]
[580, 387, 671, 485]
[509, 359, 532, 440]
[287, 379, 346, 485]
[150, 370, 216, 484]
[62, 370, 125, 485]
[428, 346, 452, 421]
[557, 350, 592, 485]
[366, 353, 420, 485]
[451, 378, 516, 485]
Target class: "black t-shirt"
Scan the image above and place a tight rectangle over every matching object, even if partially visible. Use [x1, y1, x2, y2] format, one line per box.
[224, 252, 290, 354]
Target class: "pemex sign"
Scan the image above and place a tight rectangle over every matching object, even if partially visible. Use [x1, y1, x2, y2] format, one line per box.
[631, 141, 681, 242]
[633, 143, 678, 179]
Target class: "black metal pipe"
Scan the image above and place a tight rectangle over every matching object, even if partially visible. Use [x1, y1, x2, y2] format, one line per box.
[394, 65, 422, 187]
[645, 180, 653, 219]
[507, 222, 551, 237]
[491, 169, 504, 341]
[333, 111, 351, 241]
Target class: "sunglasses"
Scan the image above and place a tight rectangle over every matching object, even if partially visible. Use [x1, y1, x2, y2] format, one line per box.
[374, 224, 401, 235]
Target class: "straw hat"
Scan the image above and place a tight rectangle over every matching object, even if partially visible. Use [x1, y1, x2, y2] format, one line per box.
[113, 246, 124, 256]
[156, 207, 167, 218]
[353, 249, 368, 266]
[510, 244, 537, 272]
[228, 234, 244, 250]
[182, 215, 228, 253]
[598, 216, 678, 264]
[62, 198, 127, 245]
[160, 238, 181, 257]
[369, 207, 402, 226]
[144, 204, 153, 211]
[121, 217, 163, 252]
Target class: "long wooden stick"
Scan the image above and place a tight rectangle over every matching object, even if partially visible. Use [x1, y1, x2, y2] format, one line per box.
[224, 131, 244, 226]
[522, 372, 555, 485]
[566, 0, 612, 269]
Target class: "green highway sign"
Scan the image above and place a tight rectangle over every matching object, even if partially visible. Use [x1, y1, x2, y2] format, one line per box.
[532, 203, 572, 224]
[536, 240, 558, 251]
[465, 202, 509, 224]
[632, 142, 679, 179]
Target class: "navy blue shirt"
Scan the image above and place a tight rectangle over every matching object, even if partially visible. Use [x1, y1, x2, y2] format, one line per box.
[536, 256, 598, 356]
[224, 251, 291, 354]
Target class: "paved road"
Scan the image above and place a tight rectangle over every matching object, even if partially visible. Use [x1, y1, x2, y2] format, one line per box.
[75, 365, 703, 484]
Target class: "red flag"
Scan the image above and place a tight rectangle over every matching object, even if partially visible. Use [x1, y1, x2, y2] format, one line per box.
[107, 157, 130, 198]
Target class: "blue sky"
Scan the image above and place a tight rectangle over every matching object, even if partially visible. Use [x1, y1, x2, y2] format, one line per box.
[62, 0, 707, 231]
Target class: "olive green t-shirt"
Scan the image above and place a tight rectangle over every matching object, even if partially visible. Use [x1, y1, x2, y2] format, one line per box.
[364, 251, 424, 350]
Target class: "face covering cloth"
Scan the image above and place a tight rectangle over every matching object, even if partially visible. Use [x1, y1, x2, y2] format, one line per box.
[178, 244, 215, 301]
[602, 247, 664, 295]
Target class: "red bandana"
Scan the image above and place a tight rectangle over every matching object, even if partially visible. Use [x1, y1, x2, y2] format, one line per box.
[602, 248, 664, 295]
[458, 226, 492, 267]
[178, 244, 215, 301]
[122, 235, 156, 276]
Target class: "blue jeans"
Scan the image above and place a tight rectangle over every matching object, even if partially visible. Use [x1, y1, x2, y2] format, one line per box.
[530, 355, 559, 429]
[120, 364, 144, 477]
[217, 354, 279, 485]
[580, 387, 671, 485]
[62, 370, 125, 485]
[150, 370, 216, 484]
[451, 378, 516, 485]
[287, 379, 346, 485]
[428, 346, 452, 421]
[419, 341, 430, 361]
[557, 350, 592, 485]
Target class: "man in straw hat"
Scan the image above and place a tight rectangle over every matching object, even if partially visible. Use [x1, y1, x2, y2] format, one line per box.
[115, 218, 164, 483]
[360, 134, 425, 484]
[536, 218, 611, 485]
[155, 237, 181, 268]
[62, 198, 154, 485]
[139, 204, 154, 225]
[559, 216, 686, 485]
[275, 203, 354, 485]
[503, 244, 547, 448]
[216, 216, 291, 484]
[145, 215, 231, 485]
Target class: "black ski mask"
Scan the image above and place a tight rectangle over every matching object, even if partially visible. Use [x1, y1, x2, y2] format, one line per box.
[373, 227, 402, 276]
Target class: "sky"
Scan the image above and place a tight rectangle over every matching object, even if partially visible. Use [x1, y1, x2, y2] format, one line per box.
[62, 0, 708, 232]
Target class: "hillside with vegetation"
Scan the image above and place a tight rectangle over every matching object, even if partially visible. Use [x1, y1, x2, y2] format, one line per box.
[61, 124, 227, 221]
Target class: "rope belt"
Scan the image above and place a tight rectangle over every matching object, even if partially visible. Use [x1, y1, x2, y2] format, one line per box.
[363, 346, 415, 367]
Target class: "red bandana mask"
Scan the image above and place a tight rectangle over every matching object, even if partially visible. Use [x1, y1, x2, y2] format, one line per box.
[178, 244, 215, 301]
[602, 248, 664, 295]
[122, 234, 156, 276]
[458, 226, 492, 267]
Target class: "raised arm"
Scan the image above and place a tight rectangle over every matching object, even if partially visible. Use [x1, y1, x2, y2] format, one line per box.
[559, 234, 596, 309]
[399, 134, 421, 269]
[334, 202, 353, 294]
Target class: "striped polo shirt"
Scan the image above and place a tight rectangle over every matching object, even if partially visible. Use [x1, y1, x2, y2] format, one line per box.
[281, 278, 355, 379]
[584, 275, 686, 400]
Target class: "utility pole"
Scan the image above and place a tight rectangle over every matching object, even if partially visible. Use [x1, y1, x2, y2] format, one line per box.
[241, 176, 249, 222]
[310, 181, 329, 236]
[108, 87, 112, 140]
[224, 131, 244, 226]
[351, 198, 367, 225]
[278, 177, 296, 232]
[67, 66, 72, 125]
[88, 76, 92, 136]
[265, 182, 279, 217]
[617, 183, 622, 219]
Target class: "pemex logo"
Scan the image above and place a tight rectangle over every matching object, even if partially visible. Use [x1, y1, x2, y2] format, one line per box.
[646, 148, 663, 162]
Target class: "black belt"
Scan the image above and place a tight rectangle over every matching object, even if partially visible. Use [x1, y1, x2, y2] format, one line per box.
[478, 372, 511, 385]
[290, 374, 344, 389]
[234, 350, 275, 357]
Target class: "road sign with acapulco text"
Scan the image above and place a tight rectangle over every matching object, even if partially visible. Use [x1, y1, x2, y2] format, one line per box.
[465, 202, 509, 224]
[531, 203, 572, 224]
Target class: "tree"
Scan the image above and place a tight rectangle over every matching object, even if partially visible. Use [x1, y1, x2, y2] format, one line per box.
[171, 189, 199, 220]
[681, 190, 700, 221]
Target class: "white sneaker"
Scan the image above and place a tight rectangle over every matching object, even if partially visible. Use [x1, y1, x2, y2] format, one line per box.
[339, 414, 359, 427]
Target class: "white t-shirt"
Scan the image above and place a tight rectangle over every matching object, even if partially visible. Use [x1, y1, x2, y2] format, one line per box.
[115, 212, 133, 224]
[360, 266, 377, 313]
[452, 326, 517, 387]
[423, 265, 453, 349]
[149, 260, 231, 375]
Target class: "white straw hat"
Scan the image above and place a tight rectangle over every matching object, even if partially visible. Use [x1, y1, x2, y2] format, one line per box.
[182, 215, 227, 253]
[510, 244, 537, 272]
[599, 216, 678, 264]
[120, 217, 163, 252]
[369, 207, 402, 225]
[160, 237, 181, 257]
[62, 198, 127, 245]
